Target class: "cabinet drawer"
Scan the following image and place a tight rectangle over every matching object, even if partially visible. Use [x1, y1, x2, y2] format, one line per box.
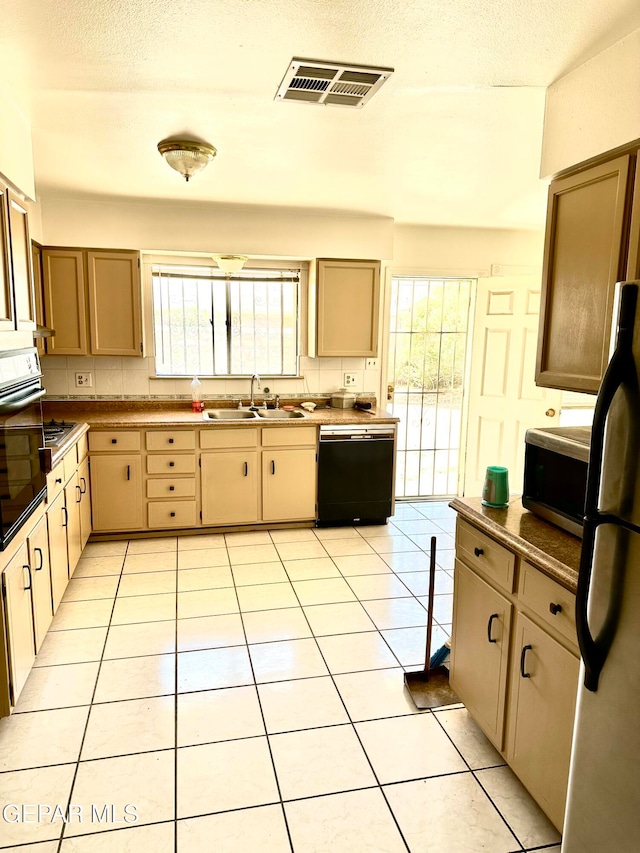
[456, 518, 515, 592]
[146, 478, 196, 499]
[261, 426, 317, 447]
[89, 431, 141, 452]
[146, 430, 196, 451]
[148, 500, 197, 528]
[200, 428, 258, 449]
[518, 561, 577, 647]
[146, 455, 196, 475]
[46, 462, 65, 503]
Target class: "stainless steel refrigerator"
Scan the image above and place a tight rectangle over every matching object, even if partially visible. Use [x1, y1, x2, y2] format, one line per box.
[562, 282, 640, 852]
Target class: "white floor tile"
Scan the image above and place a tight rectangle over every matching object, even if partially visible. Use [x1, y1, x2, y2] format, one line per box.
[380, 551, 432, 573]
[50, 599, 114, 631]
[177, 805, 290, 852]
[303, 602, 376, 636]
[333, 667, 420, 722]
[322, 538, 375, 557]
[33, 627, 108, 667]
[258, 676, 349, 733]
[103, 620, 175, 659]
[177, 565, 234, 591]
[81, 695, 175, 760]
[178, 533, 226, 550]
[314, 526, 361, 540]
[384, 773, 518, 852]
[476, 765, 561, 848]
[269, 527, 318, 543]
[72, 556, 124, 578]
[346, 574, 414, 600]
[117, 571, 176, 597]
[249, 638, 328, 683]
[275, 540, 329, 561]
[285, 788, 407, 853]
[177, 613, 246, 652]
[178, 646, 254, 692]
[60, 822, 175, 851]
[14, 661, 99, 712]
[67, 751, 175, 835]
[126, 537, 177, 555]
[62, 576, 119, 602]
[434, 707, 504, 770]
[122, 552, 177, 574]
[177, 548, 230, 569]
[368, 536, 420, 555]
[111, 592, 176, 625]
[381, 627, 429, 668]
[227, 543, 281, 565]
[356, 713, 466, 783]
[242, 607, 312, 644]
[0, 706, 89, 772]
[292, 577, 357, 606]
[317, 631, 399, 674]
[225, 530, 274, 546]
[236, 581, 298, 612]
[231, 561, 290, 586]
[94, 654, 175, 702]
[178, 685, 264, 746]
[0, 764, 75, 846]
[283, 557, 341, 580]
[177, 738, 279, 817]
[81, 541, 127, 558]
[177, 587, 238, 619]
[270, 724, 376, 800]
[362, 598, 428, 630]
[332, 553, 393, 576]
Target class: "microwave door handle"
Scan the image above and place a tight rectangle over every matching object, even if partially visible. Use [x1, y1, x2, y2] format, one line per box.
[0, 386, 45, 414]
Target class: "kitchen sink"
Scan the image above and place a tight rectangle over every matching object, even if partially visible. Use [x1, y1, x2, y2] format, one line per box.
[203, 409, 259, 420]
[257, 409, 306, 419]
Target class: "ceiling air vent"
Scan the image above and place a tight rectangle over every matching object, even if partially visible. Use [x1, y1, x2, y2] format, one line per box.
[275, 59, 393, 108]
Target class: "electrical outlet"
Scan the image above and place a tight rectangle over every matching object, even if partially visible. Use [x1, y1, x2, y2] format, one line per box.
[343, 373, 357, 386]
[75, 372, 93, 388]
[366, 358, 378, 369]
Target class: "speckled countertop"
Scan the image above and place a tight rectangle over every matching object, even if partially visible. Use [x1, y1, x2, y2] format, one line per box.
[43, 400, 398, 428]
[450, 496, 582, 593]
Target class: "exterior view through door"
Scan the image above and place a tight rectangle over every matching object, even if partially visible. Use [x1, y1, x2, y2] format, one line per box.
[387, 277, 473, 499]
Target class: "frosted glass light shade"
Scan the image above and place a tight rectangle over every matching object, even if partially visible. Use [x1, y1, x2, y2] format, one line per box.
[157, 140, 217, 181]
[212, 254, 249, 273]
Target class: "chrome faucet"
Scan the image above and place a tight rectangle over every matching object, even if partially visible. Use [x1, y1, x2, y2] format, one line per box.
[250, 374, 261, 409]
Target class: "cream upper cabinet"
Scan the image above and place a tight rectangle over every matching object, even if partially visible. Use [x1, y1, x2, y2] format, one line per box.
[7, 191, 36, 331]
[316, 258, 380, 357]
[262, 447, 316, 522]
[42, 247, 142, 357]
[536, 153, 639, 393]
[0, 184, 14, 331]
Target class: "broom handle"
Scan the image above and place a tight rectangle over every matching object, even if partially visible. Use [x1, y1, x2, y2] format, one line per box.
[423, 535, 436, 673]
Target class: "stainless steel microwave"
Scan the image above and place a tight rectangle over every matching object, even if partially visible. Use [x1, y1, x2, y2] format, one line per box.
[522, 426, 591, 538]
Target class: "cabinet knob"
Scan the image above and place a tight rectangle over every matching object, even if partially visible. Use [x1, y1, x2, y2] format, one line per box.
[111, 438, 117, 444]
[170, 511, 176, 517]
[55, 478, 62, 484]
[169, 438, 174, 444]
[545, 408, 556, 418]
[169, 485, 175, 491]
[549, 602, 562, 615]
[474, 547, 484, 557]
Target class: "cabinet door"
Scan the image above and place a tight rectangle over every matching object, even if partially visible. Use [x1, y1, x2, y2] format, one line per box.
[536, 156, 633, 393]
[27, 516, 53, 652]
[78, 456, 91, 549]
[90, 455, 143, 531]
[47, 491, 69, 612]
[7, 191, 35, 331]
[450, 559, 512, 750]
[201, 452, 259, 525]
[0, 185, 14, 330]
[42, 249, 88, 355]
[31, 242, 45, 355]
[2, 542, 35, 705]
[87, 251, 142, 357]
[506, 612, 579, 831]
[262, 448, 316, 522]
[316, 259, 380, 357]
[65, 472, 83, 575]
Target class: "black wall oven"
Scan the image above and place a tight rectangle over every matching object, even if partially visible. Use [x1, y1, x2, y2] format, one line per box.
[0, 348, 46, 550]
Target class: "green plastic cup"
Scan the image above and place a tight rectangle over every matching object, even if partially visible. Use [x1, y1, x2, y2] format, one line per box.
[482, 466, 509, 508]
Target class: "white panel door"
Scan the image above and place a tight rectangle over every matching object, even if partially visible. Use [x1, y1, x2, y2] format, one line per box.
[464, 275, 561, 497]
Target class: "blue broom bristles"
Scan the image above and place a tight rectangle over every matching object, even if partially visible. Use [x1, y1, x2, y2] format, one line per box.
[430, 638, 451, 668]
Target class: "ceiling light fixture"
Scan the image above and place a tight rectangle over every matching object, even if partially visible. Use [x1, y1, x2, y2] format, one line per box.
[157, 139, 217, 182]
[212, 254, 249, 274]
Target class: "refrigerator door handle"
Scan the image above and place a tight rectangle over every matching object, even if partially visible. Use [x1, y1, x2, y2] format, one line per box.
[577, 283, 639, 692]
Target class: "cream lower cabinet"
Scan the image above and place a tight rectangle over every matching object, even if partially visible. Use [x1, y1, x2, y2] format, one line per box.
[2, 543, 36, 705]
[201, 451, 259, 525]
[450, 560, 512, 749]
[262, 448, 317, 522]
[64, 472, 83, 575]
[145, 429, 197, 529]
[78, 456, 91, 549]
[451, 517, 579, 832]
[47, 491, 69, 611]
[26, 516, 53, 652]
[90, 455, 143, 531]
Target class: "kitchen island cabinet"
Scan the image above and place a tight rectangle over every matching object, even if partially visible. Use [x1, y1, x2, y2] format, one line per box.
[536, 150, 640, 393]
[450, 499, 581, 832]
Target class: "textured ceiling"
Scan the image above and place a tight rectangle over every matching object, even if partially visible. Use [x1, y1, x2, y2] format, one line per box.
[2, 0, 639, 228]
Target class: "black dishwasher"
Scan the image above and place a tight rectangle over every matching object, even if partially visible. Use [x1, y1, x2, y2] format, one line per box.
[317, 424, 395, 526]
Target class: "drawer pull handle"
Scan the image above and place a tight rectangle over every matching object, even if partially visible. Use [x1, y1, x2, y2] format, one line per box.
[271, 460, 275, 475]
[244, 462, 248, 477]
[80, 477, 87, 494]
[23, 565, 32, 591]
[474, 547, 484, 557]
[169, 461, 175, 467]
[62, 506, 68, 528]
[76, 484, 82, 503]
[487, 613, 499, 644]
[169, 438, 174, 444]
[549, 602, 562, 615]
[55, 477, 62, 484]
[520, 644, 533, 678]
[127, 465, 131, 481]
[170, 512, 176, 517]
[169, 485, 175, 491]
[34, 547, 44, 572]
[111, 438, 117, 444]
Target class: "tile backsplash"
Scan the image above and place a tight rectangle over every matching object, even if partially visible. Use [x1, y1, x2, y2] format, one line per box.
[40, 356, 381, 401]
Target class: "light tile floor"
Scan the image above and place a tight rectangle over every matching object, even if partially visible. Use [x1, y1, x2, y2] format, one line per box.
[0, 501, 562, 852]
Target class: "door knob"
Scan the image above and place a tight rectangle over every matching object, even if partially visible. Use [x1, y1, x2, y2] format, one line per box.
[545, 408, 556, 417]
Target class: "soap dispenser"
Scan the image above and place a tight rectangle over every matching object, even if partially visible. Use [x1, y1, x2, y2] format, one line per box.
[190, 376, 203, 412]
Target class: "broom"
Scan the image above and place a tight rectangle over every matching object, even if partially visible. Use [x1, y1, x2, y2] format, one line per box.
[404, 535, 459, 710]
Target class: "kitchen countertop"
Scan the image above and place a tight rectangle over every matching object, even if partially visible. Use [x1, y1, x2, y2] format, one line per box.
[450, 496, 582, 593]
